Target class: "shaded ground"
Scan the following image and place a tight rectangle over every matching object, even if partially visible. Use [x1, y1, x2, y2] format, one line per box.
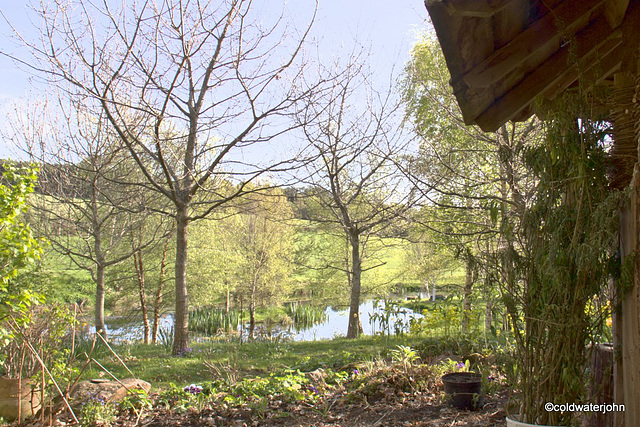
[109, 390, 508, 426]
[40, 371, 509, 427]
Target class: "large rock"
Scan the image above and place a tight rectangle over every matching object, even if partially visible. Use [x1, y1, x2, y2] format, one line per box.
[69, 378, 151, 411]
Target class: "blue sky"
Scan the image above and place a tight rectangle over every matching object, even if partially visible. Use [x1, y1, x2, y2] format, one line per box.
[0, 1, 430, 158]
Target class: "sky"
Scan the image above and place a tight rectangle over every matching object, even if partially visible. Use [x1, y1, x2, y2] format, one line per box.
[0, 0, 431, 159]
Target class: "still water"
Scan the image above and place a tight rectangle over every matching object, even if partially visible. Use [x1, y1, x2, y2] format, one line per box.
[99, 300, 422, 343]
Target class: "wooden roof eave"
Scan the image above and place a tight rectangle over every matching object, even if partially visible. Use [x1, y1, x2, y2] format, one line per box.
[425, 0, 636, 132]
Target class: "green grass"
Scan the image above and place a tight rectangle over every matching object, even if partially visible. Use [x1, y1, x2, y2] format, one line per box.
[77, 335, 426, 391]
[29, 247, 95, 305]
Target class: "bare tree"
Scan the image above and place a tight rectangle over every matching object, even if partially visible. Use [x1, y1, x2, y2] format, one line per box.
[5, 99, 163, 340]
[16, 0, 321, 353]
[297, 64, 415, 338]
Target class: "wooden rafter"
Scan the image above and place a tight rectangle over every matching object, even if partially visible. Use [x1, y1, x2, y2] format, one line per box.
[475, 14, 622, 131]
[542, 40, 623, 100]
[462, 0, 606, 89]
[427, 0, 518, 17]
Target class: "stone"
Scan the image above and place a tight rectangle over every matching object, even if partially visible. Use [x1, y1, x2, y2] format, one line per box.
[69, 378, 151, 411]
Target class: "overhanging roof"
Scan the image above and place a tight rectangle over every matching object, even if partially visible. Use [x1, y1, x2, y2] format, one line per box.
[425, 0, 639, 132]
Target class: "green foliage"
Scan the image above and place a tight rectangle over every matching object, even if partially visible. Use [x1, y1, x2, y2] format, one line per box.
[370, 299, 414, 336]
[291, 220, 346, 302]
[188, 188, 297, 311]
[158, 370, 320, 418]
[79, 396, 117, 427]
[389, 345, 419, 375]
[410, 298, 466, 337]
[437, 358, 469, 374]
[119, 388, 153, 415]
[0, 165, 44, 343]
[504, 92, 619, 425]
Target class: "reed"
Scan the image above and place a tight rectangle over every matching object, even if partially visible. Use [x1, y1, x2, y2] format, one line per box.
[285, 302, 327, 331]
[188, 308, 241, 335]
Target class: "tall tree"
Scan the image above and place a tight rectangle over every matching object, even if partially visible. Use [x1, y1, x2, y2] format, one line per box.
[401, 36, 543, 333]
[25, 0, 320, 353]
[298, 64, 414, 338]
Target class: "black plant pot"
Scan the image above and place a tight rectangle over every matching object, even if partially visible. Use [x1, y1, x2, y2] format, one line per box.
[441, 372, 482, 410]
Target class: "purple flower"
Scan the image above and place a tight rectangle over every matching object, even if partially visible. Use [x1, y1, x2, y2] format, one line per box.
[89, 395, 106, 406]
[456, 362, 465, 370]
[183, 384, 203, 394]
[353, 369, 359, 375]
[176, 348, 194, 357]
[487, 376, 495, 382]
[307, 385, 319, 395]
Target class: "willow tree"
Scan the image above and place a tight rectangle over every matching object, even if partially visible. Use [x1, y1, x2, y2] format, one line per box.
[401, 36, 543, 334]
[24, 0, 319, 353]
[226, 188, 295, 339]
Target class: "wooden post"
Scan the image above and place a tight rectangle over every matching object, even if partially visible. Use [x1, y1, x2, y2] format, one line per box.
[613, 71, 640, 427]
[588, 344, 614, 427]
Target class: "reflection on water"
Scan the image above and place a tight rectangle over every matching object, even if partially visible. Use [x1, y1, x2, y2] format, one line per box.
[292, 300, 419, 341]
[99, 299, 422, 343]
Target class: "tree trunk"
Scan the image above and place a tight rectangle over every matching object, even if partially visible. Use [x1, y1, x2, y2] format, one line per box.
[346, 232, 362, 339]
[152, 234, 169, 344]
[225, 283, 230, 315]
[133, 249, 151, 345]
[461, 258, 474, 334]
[249, 280, 256, 339]
[172, 207, 189, 355]
[92, 188, 107, 341]
[95, 263, 107, 340]
[484, 276, 493, 334]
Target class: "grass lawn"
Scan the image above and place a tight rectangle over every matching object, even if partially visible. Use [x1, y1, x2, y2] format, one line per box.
[79, 335, 426, 391]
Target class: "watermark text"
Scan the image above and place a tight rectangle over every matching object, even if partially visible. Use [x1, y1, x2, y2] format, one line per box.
[545, 402, 625, 413]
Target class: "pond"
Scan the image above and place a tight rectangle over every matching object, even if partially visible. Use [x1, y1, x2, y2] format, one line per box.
[98, 299, 424, 343]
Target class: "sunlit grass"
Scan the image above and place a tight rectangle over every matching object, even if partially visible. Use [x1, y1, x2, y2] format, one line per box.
[78, 335, 426, 391]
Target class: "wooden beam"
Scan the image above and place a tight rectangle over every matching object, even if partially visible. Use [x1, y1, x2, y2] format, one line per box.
[474, 15, 621, 132]
[510, 106, 534, 122]
[462, 0, 606, 89]
[543, 1, 639, 99]
[604, 0, 629, 28]
[438, 0, 518, 17]
[542, 37, 623, 100]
